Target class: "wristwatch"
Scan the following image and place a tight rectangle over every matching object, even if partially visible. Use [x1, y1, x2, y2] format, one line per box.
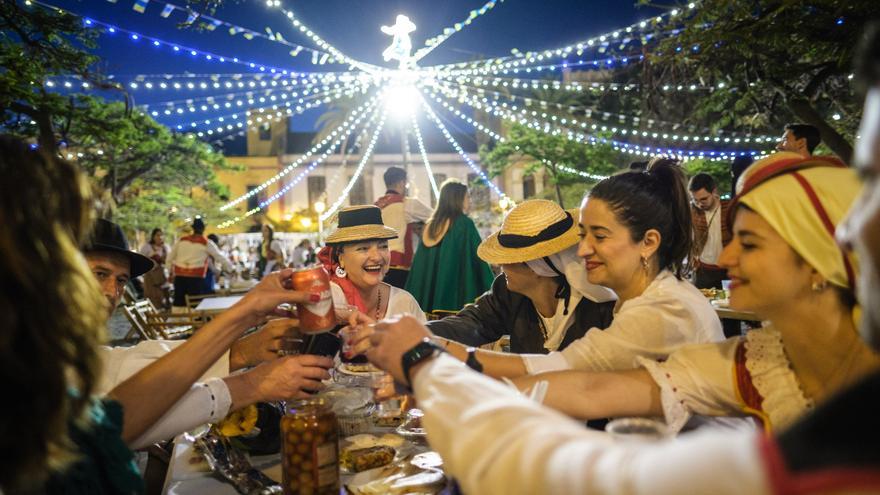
[401, 338, 446, 388]
[465, 347, 483, 373]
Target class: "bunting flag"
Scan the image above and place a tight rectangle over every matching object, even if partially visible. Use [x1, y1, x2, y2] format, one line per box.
[106, 0, 118, 3]
[311, 51, 319, 65]
[229, 26, 242, 35]
[318, 53, 330, 65]
[132, 0, 149, 13]
[160, 4, 174, 17]
[185, 11, 199, 24]
[242, 32, 254, 40]
[289, 46, 303, 57]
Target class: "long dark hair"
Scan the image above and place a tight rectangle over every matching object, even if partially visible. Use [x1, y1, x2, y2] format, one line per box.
[0, 136, 105, 490]
[427, 179, 468, 239]
[588, 156, 693, 278]
[149, 227, 163, 245]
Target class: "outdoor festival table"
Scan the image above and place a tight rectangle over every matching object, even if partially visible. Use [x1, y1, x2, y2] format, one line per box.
[194, 295, 244, 314]
[162, 425, 452, 494]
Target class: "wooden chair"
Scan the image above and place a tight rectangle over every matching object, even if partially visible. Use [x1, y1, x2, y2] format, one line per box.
[130, 300, 195, 340]
[184, 293, 215, 327]
[122, 303, 158, 341]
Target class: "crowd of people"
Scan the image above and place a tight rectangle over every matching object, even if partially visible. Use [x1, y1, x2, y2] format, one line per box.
[1, 23, 879, 495]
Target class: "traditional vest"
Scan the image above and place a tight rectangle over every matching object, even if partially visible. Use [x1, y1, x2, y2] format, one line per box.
[375, 191, 415, 268]
[172, 235, 211, 278]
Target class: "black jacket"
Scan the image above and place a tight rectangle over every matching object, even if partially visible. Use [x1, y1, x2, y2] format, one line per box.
[428, 274, 615, 353]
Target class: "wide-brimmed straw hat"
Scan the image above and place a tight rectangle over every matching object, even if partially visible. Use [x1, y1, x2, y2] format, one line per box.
[324, 205, 399, 245]
[478, 199, 580, 264]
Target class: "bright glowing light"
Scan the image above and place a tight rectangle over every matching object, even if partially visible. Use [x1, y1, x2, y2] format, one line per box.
[313, 200, 326, 213]
[300, 217, 313, 228]
[383, 83, 420, 119]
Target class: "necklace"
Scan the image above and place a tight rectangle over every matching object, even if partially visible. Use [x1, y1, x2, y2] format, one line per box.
[375, 287, 383, 320]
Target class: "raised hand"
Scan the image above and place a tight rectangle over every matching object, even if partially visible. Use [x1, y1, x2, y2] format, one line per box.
[229, 318, 301, 371]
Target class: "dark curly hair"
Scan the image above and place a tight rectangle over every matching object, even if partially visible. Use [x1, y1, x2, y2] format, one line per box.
[0, 136, 106, 491]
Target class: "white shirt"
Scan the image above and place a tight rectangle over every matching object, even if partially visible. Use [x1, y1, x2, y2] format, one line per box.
[700, 203, 723, 264]
[330, 283, 426, 323]
[538, 294, 582, 352]
[379, 197, 433, 254]
[413, 355, 771, 495]
[167, 236, 234, 275]
[523, 271, 724, 374]
[97, 342, 233, 449]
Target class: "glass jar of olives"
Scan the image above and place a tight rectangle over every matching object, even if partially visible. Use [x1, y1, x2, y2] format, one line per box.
[281, 398, 339, 495]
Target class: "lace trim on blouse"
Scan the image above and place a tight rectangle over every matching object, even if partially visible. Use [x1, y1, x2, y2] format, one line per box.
[636, 356, 692, 434]
[742, 327, 814, 430]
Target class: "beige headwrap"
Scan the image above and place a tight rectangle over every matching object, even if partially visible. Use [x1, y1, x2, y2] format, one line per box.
[732, 152, 861, 290]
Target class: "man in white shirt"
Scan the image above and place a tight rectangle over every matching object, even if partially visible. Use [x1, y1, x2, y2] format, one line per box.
[85, 219, 332, 448]
[374, 166, 433, 288]
[689, 173, 731, 290]
[167, 217, 235, 308]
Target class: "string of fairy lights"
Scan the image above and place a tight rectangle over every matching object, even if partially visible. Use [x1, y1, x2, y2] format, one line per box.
[24, 0, 818, 231]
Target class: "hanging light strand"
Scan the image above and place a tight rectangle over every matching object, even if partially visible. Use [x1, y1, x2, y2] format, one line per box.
[219, 95, 379, 211]
[320, 110, 388, 221]
[419, 92, 510, 200]
[410, 114, 440, 198]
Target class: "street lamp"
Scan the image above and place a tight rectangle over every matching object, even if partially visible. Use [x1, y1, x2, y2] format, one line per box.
[314, 200, 326, 245]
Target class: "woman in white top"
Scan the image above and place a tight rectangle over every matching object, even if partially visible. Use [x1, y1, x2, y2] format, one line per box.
[513, 153, 880, 432]
[318, 205, 425, 323]
[349, 158, 723, 378]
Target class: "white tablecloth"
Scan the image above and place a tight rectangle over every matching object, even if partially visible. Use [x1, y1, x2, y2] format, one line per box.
[194, 296, 244, 313]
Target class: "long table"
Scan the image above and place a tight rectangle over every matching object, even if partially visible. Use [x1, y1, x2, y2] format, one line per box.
[193, 295, 244, 314]
[163, 427, 451, 494]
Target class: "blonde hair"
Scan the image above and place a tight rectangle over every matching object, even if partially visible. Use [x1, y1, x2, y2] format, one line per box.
[0, 136, 107, 490]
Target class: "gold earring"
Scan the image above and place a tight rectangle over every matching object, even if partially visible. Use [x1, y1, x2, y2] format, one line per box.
[641, 256, 649, 270]
[811, 279, 827, 292]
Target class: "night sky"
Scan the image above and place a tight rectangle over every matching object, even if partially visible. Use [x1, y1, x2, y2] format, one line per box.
[42, 0, 666, 135]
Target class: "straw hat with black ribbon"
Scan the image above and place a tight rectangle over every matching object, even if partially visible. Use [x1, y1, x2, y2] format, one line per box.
[478, 200, 616, 317]
[323, 205, 399, 245]
[478, 199, 581, 264]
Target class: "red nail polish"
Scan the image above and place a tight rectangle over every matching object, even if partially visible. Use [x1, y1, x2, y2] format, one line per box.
[309, 293, 321, 303]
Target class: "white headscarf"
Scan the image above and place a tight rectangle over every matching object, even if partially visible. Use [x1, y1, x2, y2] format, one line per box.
[524, 245, 617, 304]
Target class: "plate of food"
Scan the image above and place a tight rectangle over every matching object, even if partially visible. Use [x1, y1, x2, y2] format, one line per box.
[340, 433, 411, 474]
[337, 362, 385, 375]
[395, 408, 426, 438]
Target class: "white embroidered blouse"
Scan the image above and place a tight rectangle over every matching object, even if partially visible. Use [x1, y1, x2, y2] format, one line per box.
[637, 326, 814, 433]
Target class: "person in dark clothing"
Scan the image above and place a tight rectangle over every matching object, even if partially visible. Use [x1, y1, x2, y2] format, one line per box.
[428, 199, 617, 354]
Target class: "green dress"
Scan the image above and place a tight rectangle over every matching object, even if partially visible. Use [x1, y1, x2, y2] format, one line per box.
[406, 215, 494, 313]
[45, 398, 143, 494]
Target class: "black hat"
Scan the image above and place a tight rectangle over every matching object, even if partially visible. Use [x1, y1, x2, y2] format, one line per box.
[84, 219, 156, 278]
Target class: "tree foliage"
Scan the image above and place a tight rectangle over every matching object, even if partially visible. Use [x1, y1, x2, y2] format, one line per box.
[481, 124, 622, 208]
[1, 1, 235, 234]
[640, 0, 872, 162]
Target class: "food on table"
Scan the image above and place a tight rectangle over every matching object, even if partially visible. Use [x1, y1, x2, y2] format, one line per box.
[344, 433, 406, 450]
[345, 463, 446, 495]
[410, 451, 443, 470]
[396, 408, 425, 437]
[280, 399, 339, 494]
[341, 363, 383, 374]
[216, 404, 258, 437]
[341, 445, 396, 473]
